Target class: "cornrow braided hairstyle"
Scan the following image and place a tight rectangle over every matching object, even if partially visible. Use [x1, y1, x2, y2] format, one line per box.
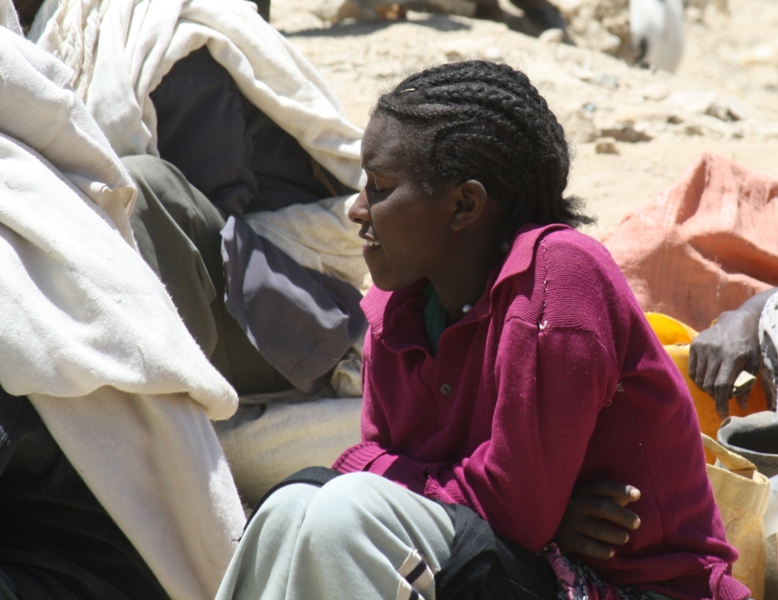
[374, 60, 594, 243]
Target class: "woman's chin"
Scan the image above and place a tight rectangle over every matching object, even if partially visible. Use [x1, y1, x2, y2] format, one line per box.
[369, 273, 423, 293]
[370, 278, 400, 292]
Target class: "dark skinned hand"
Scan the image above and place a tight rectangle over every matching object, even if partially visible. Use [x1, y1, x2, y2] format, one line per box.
[554, 481, 641, 560]
[689, 289, 776, 417]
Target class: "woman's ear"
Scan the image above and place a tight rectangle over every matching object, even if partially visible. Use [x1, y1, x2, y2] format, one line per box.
[450, 179, 489, 232]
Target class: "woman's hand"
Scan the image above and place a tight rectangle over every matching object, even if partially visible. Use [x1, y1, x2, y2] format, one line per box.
[554, 481, 641, 560]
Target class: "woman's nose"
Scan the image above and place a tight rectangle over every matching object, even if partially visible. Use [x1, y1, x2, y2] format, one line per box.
[348, 189, 370, 224]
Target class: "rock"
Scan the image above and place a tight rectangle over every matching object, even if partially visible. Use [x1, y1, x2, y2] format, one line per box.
[443, 45, 468, 60]
[665, 90, 717, 114]
[559, 0, 632, 61]
[664, 91, 748, 122]
[685, 6, 704, 22]
[481, 46, 503, 61]
[539, 28, 566, 44]
[331, 0, 377, 22]
[329, 0, 420, 22]
[561, 105, 600, 143]
[600, 120, 653, 142]
[364, 60, 401, 78]
[686, 0, 728, 13]
[595, 137, 619, 154]
[739, 44, 778, 67]
[312, 0, 347, 21]
[705, 98, 748, 122]
[573, 68, 619, 89]
[641, 84, 669, 101]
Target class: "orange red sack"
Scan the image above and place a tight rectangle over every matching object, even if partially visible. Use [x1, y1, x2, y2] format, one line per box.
[603, 153, 778, 332]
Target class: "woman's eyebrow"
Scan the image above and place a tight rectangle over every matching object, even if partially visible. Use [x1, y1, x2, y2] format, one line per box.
[363, 160, 399, 176]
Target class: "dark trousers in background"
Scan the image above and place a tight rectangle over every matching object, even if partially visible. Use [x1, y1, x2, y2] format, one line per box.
[0, 392, 167, 600]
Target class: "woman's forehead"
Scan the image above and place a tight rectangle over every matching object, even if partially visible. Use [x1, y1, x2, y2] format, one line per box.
[362, 115, 417, 172]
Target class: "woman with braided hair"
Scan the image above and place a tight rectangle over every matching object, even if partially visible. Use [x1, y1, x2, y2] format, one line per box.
[215, 61, 745, 600]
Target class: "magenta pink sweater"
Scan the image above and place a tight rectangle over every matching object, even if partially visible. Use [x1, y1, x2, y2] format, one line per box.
[334, 223, 747, 600]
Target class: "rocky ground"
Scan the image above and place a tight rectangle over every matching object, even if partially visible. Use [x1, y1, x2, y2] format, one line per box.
[269, 0, 778, 239]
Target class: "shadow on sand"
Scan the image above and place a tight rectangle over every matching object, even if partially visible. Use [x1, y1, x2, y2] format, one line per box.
[280, 13, 474, 39]
[281, 11, 562, 43]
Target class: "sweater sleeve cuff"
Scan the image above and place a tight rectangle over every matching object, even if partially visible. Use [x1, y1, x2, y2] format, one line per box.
[332, 442, 388, 474]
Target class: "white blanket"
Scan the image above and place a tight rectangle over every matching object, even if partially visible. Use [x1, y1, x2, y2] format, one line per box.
[0, 13, 245, 600]
[30, 0, 368, 287]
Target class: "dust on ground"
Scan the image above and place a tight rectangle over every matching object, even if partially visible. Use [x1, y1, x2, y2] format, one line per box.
[269, 0, 778, 239]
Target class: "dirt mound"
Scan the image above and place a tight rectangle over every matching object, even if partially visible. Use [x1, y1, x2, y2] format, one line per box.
[270, 0, 778, 236]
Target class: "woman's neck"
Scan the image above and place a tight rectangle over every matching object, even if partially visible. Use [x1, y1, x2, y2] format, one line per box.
[431, 238, 506, 323]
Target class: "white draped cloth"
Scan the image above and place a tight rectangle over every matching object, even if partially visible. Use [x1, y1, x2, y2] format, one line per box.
[760, 291, 778, 406]
[0, 8, 245, 599]
[30, 0, 367, 287]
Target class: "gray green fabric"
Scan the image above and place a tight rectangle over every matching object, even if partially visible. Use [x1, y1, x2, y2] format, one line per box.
[124, 154, 291, 396]
[215, 472, 455, 600]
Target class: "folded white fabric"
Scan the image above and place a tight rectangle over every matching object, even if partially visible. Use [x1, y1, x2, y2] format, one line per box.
[31, 0, 367, 285]
[0, 0, 19, 34]
[0, 17, 245, 600]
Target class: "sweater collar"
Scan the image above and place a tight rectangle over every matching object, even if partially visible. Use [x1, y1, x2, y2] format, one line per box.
[361, 222, 571, 337]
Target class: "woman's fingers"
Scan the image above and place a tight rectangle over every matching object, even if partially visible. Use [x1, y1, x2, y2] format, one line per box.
[554, 531, 616, 561]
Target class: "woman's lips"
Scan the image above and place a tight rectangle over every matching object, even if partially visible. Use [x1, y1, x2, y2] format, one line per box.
[363, 240, 381, 253]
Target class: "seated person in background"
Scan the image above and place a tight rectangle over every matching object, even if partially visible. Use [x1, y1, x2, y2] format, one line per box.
[333, 0, 567, 34]
[690, 288, 778, 416]
[0, 9, 244, 599]
[215, 61, 745, 600]
[21, 0, 369, 501]
[474, 0, 566, 31]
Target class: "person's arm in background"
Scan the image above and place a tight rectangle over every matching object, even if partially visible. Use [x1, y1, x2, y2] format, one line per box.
[689, 288, 778, 416]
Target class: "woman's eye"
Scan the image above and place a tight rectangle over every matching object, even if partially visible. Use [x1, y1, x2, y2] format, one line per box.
[367, 180, 390, 197]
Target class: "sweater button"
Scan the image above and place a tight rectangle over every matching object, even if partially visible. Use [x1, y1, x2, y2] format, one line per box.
[440, 383, 452, 395]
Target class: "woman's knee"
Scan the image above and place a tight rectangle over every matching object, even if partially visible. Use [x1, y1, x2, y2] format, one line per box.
[310, 472, 395, 513]
[299, 473, 425, 548]
[254, 482, 319, 521]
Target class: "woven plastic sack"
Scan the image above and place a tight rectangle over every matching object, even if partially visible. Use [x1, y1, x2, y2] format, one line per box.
[603, 153, 778, 333]
[703, 434, 769, 599]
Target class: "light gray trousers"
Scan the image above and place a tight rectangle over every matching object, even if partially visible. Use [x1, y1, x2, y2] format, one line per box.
[215, 472, 456, 600]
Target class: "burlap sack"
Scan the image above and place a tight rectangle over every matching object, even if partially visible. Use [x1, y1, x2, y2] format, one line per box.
[703, 434, 770, 599]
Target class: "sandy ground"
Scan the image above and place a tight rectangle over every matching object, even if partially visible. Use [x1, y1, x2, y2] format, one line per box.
[268, 0, 778, 240]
